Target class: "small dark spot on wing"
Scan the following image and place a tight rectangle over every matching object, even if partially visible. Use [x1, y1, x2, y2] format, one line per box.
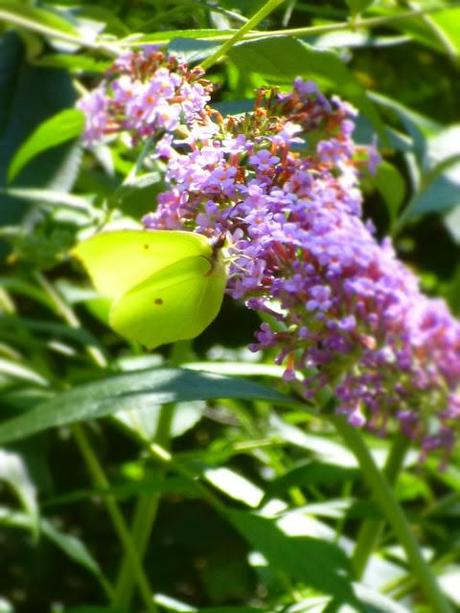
[154, 298, 164, 306]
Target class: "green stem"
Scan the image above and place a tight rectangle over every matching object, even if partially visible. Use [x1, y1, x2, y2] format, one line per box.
[352, 433, 409, 579]
[200, 0, 286, 70]
[330, 416, 452, 613]
[113, 406, 175, 609]
[148, 442, 229, 515]
[73, 424, 157, 613]
[0, 8, 119, 56]
[147, 441, 303, 603]
[34, 271, 108, 369]
[113, 342, 189, 608]
[125, 4, 460, 47]
[33, 273, 159, 608]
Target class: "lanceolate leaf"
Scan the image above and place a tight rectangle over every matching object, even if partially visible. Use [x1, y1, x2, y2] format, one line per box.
[0, 368, 295, 444]
[0, 1, 80, 41]
[0, 451, 38, 534]
[229, 511, 359, 607]
[0, 507, 104, 578]
[0, 32, 79, 231]
[8, 109, 84, 183]
[346, 0, 375, 17]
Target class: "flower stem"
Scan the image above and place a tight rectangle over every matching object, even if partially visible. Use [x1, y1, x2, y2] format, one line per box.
[113, 342, 188, 609]
[200, 0, 286, 70]
[126, 4, 460, 47]
[330, 415, 452, 613]
[352, 432, 409, 579]
[113, 406, 174, 610]
[73, 424, 157, 613]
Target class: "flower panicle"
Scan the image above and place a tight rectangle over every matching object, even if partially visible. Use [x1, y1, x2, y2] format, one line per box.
[79, 49, 460, 460]
[78, 46, 214, 145]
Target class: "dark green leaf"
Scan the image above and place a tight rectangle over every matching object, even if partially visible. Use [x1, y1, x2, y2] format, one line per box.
[0, 1, 80, 38]
[0, 32, 79, 232]
[373, 161, 406, 226]
[0, 507, 103, 578]
[65, 609, 121, 613]
[42, 520, 103, 577]
[169, 37, 222, 62]
[372, 5, 460, 58]
[267, 461, 359, 496]
[0, 368, 294, 444]
[33, 53, 110, 75]
[0, 450, 38, 533]
[8, 109, 84, 182]
[349, 582, 411, 613]
[370, 91, 439, 161]
[122, 28, 236, 45]
[346, 0, 375, 17]
[398, 125, 460, 222]
[197, 607, 266, 613]
[229, 510, 360, 608]
[111, 171, 164, 218]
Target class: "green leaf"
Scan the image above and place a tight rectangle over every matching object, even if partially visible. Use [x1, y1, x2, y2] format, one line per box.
[111, 171, 164, 218]
[204, 467, 264, 507]
[0, 315, 105, 350]
[268, 414, 358, 467]
[438, 567, 460, 607]
[121, 28, 237, 45]
[168, 37, 222, 62]
[0, 506, 104, 579]
[372, 161, 406, 226]
[0, 187, 92, 212]
[346, 0, 375, 17]
[444, 207, 460, 246]
[370, 91, 440, 161]
[0, 450, 38, 534]
[64, 605, 124, 613]
[185, 361, 286, 378]
[0, 597, 13, 613]
[8, 109, 84, 183]
[229, 510, 359, 607]
[33, 53, 110, 75]
[399, 125, 460, 222]
[287, 584, 410, 613]
[354, 582, 424, 613]
[0, 32, 79, 232]
[431, 8, 460, 56]
[267, 461, 359, 496]
[42, 520, 103, 577]
[115, 401, 205, 441]
[197, 607, 266, 613]
[0, 1, 81, 41]
[0, 357, 48, 387]
[229, 36, 384, 136]
[0, 368, 294, 444]
[373, 4, 460, 58]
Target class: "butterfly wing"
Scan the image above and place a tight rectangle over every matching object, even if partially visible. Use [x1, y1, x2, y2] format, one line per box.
[110, 253, 227, 348]
[73, 230, 212, 302]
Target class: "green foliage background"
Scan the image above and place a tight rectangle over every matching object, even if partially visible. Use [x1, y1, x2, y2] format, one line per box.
[0, 1, 460, 612]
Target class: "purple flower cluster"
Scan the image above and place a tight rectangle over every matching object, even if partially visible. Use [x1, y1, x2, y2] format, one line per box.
[80, 51, 460, 458]
[78, 46, 213, 145]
